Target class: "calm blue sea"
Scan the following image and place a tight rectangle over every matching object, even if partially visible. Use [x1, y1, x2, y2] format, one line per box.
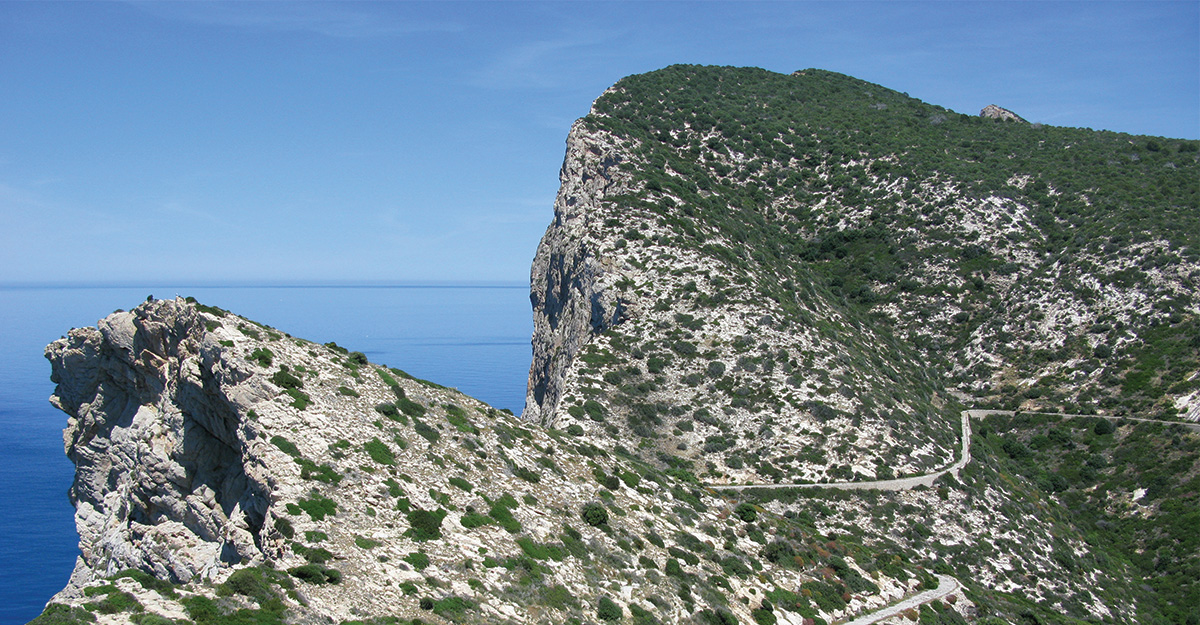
[0, 284, 532, 624]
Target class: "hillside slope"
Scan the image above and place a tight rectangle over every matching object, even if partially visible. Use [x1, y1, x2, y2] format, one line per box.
[526, 65, 1200, 489]
[36, 297, 949, 625]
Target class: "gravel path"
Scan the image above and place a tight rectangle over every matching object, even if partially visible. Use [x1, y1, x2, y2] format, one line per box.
[978, 409, 1200, 433]
[709, 409, 1197, 492]
[839, 575, 960, 625]
[710, 410, 972, 492]
[705, 409, 1196, 623]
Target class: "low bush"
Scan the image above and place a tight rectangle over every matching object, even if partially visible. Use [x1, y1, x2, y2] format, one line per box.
[734, 502, 758, 523]
[581, 502, 609, 527]
[403, 551, 430, 570]
[364, 438, 395, 465]
[287, 564, 341, 585]
[294, 494, 337, 521]
[406, 508, 447, 541]
[598, 597, 623, 622]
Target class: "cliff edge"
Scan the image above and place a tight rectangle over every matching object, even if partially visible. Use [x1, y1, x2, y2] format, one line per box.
[46, 299, 274, 597]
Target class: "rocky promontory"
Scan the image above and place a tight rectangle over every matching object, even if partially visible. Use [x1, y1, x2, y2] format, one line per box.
[38, 297, 945, 625]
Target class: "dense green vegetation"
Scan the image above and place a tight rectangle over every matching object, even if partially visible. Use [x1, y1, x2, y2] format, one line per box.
[979, 413, 1200, 624]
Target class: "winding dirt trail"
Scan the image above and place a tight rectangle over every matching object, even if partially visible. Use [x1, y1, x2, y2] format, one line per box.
[708, 410, 974, 492]
[840, 575, 961, 625]
[708, 409, 1196, 493]
[705, 409, 1197, 624]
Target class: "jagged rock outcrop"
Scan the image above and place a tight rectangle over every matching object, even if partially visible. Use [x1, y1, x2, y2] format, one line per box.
[980, 104, 1026, 122]
[46, 299, 273, 597]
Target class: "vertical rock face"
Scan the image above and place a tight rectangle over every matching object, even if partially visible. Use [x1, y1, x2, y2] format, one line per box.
[46, 299, 272, 597]
[524, 118, 637, 425]
[522, 72, 965, 485]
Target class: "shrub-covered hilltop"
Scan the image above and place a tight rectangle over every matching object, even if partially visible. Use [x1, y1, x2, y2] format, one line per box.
[528, 64, 1199, 483]
[522, 64, 1199, 624]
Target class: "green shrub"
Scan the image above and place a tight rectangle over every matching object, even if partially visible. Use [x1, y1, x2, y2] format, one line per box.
[270, 436, 300, 457]
[584, 400, 606, 421]
[130, 614, 175, 625]
[403, 551, 430, 569]
[432, 596, 475, 617]
[761, 541, 795, 565]
[297, 546, 333, 564]
[109, 569, 177, 597]
[460, 511, 491, 528]
[270, 369, 302, 389]
[86, 590, 142, 614]
[581, 502, 609, 527]
[295, 458, 341, 484]
[517, 536, 566, 561]
[444, 404, 475, 432]
[288, 564, 341, 585]
[218, 567, 282, 605]
[181, 596, 221, 623]
[668, 546, 699, 566]
[295, 494, 337, 521]
[595, 469, 621, 490]
[364, 438, 395, 465]
[284, 387, 311, 410]
[398, 398, 427, 418]
[597, 597, 623, 622]
[248, 347, 273, 367]
[449, 476, 473, 491]
[511, 464, 541, 483]
[406, 508, 447, 541]
[542, 584, 578, 610]
[697, 608, 738, 625]
[734, 502, 758, 522]
[355, 536, 381, 549]
[488, 496, 522, 533]
[375, 403, 401, 420]
[414, 421, 441, 444]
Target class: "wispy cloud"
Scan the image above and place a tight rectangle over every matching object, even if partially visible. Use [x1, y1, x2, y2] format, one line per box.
[471, 28, 628, 90]
[158, 200, 217, 222]
[129, 1, 463, 39]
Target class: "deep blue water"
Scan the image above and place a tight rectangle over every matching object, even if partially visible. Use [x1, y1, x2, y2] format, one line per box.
[0, 284, 532, 624]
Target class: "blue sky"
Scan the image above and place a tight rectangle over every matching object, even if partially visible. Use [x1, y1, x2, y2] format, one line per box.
[2, 1, 1196, 284]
